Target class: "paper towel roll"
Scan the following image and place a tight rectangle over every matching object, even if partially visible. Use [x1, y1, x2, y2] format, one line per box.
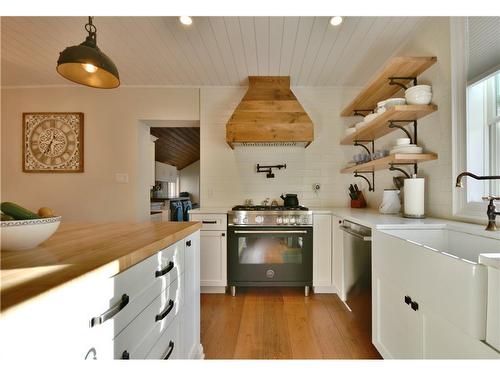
[404, 177, 425, 217]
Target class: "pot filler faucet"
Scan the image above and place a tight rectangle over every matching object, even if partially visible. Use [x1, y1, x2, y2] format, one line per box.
[455, 172, 500, 231]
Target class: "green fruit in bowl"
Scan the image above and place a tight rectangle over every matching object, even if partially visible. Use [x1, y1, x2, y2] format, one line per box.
[1, 213, 14, 221]
[0, 202, 40, 220]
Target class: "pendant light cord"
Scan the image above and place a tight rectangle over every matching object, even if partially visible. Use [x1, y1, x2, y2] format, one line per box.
[84, 16, 97, 43]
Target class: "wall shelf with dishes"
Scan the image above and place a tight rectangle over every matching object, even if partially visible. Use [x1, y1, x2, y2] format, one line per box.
[339, 56, 439, 190]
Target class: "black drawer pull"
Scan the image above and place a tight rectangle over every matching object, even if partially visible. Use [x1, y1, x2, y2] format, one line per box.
[155, 261, 174, 277]
[410, 301, 419, 311]
[202, 220, 217, 224]
[90, 294, 129, 327]
[155, 299, 174, 322]
[221, 233, 225, 237]
[404, 295, 412, 305]
[163, 341, 175, 360]
[121, 350, 130, 360]
[186, 240, 192, 247]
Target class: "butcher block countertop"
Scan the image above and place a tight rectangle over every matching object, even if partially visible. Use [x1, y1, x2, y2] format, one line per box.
[1, 221, 201, 312]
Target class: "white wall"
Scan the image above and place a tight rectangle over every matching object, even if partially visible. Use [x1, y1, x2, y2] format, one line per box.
[199, 18, 452, 216]
[179, 160, 200, 204]
[1, 87, 199, 222]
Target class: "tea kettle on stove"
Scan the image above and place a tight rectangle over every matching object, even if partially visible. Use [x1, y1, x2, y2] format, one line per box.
[280, 193, 299, 207]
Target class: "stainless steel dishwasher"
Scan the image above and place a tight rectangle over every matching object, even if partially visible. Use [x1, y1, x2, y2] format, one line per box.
[339, 220, 372, 329]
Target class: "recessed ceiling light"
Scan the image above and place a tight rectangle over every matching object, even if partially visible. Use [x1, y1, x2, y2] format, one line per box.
[330, 16, 343, 26]
[179, 16, 193, 26]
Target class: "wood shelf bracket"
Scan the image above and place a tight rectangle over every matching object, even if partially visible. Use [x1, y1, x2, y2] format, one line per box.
[354, 140, 375, 156]
[388, 76, 418, 91]
[353, 109, 375, 117]
[388, 120, 418, 144]
[354, 171, 375, 192]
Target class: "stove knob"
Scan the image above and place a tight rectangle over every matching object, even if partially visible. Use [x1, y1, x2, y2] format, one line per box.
[289, 216, 296, 224]
[283, 216, 289, 224]
[301, 217, 308, 225]
[276, 216, 283, 224]
[255, 215, 264, 224]
[233, 217, 239, 224]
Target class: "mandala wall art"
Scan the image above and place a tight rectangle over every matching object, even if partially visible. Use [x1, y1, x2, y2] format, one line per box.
[23, 112, 84, 172]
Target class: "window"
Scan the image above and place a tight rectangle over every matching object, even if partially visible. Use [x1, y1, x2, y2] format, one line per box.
[452, 17, 500, 219]
[466, 72, 500, 202]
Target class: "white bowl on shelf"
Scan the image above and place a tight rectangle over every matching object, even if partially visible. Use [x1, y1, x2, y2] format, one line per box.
[396, 137, 411, 146]
[1, 216, 62, 251]
[406, 85, 431, 94]
[405, 90, 432, 105]
[384, 98, 406, 108]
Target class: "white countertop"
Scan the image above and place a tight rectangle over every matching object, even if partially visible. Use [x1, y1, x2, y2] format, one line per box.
[190, 207, 231, 214]
[191, 206, 500, 239]
[479, 253, 500, 269]
[192, 206, 499, 266]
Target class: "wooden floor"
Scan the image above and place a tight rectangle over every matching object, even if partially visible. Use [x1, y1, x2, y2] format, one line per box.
[201, 287, 381, 359]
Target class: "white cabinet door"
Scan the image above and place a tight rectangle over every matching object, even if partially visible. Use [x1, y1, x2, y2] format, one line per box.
[422, 307, 500, 359]
[313, 214, 332, 287]
[332, 216, 344, 297]
[200, 230, 227, 287]
[182, 231, 201, 359]
[373, 275, 423, 359]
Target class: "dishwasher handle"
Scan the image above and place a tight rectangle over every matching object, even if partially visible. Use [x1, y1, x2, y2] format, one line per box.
[339, 225, 372, 241]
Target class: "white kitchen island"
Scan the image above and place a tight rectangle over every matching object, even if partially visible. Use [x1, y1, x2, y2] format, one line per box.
[1, 221, 203, 360]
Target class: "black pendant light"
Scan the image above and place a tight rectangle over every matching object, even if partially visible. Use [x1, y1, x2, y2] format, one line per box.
[57, 17, 120, 89]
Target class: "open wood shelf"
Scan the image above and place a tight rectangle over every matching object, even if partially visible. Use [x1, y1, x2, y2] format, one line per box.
[340, 153, 438, 174]
[340, 104, 438, 145]
[340, 56, 437, 117]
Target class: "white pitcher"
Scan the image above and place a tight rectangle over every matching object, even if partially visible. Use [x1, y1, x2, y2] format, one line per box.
[379, 189, 401, 214]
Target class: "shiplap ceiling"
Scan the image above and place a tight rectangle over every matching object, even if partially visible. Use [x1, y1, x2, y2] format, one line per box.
[151, 127, 200, 170]
[1, 16, 424, 87]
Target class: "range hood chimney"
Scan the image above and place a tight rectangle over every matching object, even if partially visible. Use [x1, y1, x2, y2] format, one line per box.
[226, 76, 314, 148]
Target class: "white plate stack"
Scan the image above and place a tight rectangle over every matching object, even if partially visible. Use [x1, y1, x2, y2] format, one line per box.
[390, 137, 423, 154]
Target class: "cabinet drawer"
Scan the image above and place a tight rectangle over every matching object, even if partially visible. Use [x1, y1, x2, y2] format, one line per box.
[89, 239, 184, 339]
[146, 315, 181, 359]
[113, 277, 182, 359]
[190, 213, 227, 231]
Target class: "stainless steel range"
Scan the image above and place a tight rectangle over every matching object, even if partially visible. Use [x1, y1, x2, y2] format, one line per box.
[227, 205, 313, 296]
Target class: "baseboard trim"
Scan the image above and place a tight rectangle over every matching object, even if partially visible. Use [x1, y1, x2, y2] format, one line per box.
[313, 286, 339, 294]
[201, 286, 226, 294]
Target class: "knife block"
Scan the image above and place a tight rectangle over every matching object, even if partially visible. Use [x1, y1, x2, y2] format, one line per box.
[350, 192, 367, 208]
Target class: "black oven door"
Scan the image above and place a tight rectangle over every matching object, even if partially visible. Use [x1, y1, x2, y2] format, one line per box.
[227, 226, 313, 286]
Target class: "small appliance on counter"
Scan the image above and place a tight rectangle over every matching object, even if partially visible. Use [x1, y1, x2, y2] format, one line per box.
[280, 193, 299, 207]
[379, 189, 401, 214]
[348, 184, 366, 208]
[403, 175, 425, 218]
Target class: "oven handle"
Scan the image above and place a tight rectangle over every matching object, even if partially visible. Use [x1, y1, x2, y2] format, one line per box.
[233, 230, 308, 234]
[339, 225, 372, 241]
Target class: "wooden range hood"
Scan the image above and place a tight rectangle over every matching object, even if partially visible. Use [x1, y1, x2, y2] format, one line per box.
[226, 76, 314, 148]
